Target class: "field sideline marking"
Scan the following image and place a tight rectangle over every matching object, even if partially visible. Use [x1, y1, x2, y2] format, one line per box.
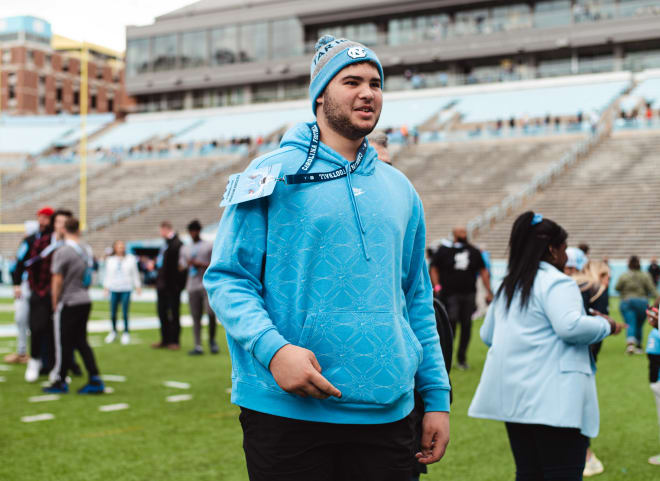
[164, 381, 190, 389]
[102, 374, 126, 382]
[21, 413, 54, 422]
[99, 403, 129, 412]
[166, 394, 192, 402]
[29, 394, 60, 402]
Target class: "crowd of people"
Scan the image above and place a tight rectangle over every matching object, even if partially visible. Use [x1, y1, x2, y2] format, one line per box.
[2, 208, 220, 394]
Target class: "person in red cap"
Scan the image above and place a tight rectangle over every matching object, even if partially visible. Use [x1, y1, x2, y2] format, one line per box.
[13, 207, 73, 382]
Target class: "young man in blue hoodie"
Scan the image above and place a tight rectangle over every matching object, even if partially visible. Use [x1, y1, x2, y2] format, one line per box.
[204, 35, 450, 481]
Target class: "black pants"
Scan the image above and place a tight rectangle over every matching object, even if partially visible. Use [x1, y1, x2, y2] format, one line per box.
[240, 408, 416, 481]
[445, 293, 476, 364]
[157, 289, 181, 345]
[505, 422, 588, 481]
[56, 303, 99, 381]
[29, 294, 54, 370]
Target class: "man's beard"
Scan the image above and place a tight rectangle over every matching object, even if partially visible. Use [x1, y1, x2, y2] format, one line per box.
[322, 91, 379, 141]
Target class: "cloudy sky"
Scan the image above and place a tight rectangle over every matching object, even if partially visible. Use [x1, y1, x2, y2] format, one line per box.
[2, 0, 195, 52]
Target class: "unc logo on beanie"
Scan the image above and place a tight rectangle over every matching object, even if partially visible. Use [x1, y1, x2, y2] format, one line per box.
[347, 47, 367, 59]
[309, 35, 384, 115]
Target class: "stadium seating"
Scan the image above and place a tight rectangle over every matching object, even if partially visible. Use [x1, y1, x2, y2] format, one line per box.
[394, 135, 582, 243]
[0, 154, 243, 255]
[474, 130, 660, 259]
[0, 114, 114, 155]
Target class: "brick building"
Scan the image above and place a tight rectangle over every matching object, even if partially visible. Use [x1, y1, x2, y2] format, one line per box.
[0, 15, 133, 116]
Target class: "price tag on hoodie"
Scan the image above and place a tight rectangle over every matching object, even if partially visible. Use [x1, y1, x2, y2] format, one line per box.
[220, 163, 282, 207]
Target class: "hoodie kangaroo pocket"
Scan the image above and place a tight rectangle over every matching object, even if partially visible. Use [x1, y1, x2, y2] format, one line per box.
[299, 311, 422, 405]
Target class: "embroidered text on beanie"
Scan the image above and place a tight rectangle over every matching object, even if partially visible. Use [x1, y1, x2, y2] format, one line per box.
[309, 35, 384, 116]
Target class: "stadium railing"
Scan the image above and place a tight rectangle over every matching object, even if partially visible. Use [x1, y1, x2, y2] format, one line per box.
[466, 79, 630, 239]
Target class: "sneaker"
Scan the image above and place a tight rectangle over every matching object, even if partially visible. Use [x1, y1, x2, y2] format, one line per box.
[24, 358, 42, 382]
[77, 375, 105, 394]
[457, 362, 469, 371]
[649, 454, 660, 465]
[583, 453, 604, 476]
[4, 353, 29, 364]
[43, 380, 68, 394]
[151, 341, 165, 349]
[105, 331, 118, 344]
[210, 341, 219, 354]
[167, 343, 180, 351]
[625, 343, 635, 355]
[632, 346, 644, 355]
[121, 332, 131, 345]
[188, 347, 203, 356]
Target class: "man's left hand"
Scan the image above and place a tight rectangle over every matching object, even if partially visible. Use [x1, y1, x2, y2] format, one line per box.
[415, 411, 450, 465]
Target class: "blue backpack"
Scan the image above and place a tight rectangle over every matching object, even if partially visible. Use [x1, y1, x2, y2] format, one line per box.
[69, 242, 94, 288]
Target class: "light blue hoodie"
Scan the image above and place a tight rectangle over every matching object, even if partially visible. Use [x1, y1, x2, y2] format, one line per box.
[203, 122, 450, 424]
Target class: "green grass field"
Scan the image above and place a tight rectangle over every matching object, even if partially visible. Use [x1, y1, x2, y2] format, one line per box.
[1, 298, 659, 481]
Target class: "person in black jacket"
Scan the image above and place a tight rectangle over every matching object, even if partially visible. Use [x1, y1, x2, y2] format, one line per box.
[152, 221, 186, 350]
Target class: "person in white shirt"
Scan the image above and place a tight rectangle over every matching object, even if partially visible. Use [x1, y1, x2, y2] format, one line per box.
[103, 240, 141, 345]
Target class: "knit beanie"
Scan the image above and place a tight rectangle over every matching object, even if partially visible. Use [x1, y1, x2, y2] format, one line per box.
[309, 35, 384, 115]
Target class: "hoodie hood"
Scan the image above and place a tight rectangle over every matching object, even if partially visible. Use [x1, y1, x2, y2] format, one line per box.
[280, 122, 378, 177]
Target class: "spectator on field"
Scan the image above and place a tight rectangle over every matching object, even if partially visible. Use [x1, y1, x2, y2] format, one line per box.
[647, 306, 660, 466]
[469, 211, 624, 481]
[179, 220, 218, 355]
[649, 256, 660, 287]
[152, 221, 186, 350]
[43, 217, 104, 394]
[4, 221, 39, 365]
[616, 255, 660, 354]
[430, 226, 493, 370]
[572, 260, 612, 476]
[103, 240, 142, 346]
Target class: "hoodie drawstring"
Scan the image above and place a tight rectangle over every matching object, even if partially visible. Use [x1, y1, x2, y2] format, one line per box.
[345, 162, 370, 261]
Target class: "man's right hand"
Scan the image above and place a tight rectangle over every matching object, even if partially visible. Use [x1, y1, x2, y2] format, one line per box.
[269, 344, 342, 400]
[13, 286, 21, 299]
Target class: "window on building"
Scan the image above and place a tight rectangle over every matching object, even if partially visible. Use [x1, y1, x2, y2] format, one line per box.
[537, 57, 573, 77]
[388, 18, 417, 46]
[211, 25, 238, 65]
[126, 38, 151, 76]
[26, 50, 34, 63]
[252, 83, 279, 103]
[181, 31, 208, 68]
[39, 95, 45, 108]
[271, 18, 304, 59]
[167, 92, 184, 110]
[62, 60, 69, 72]
[91, 94, 97, 109]
[240, 22, 269, 62]
[9, 85, 15, 99]
[45, 54, 51, 67]
[56, 86, 62, 102]
[624, 49, 660, 71]
[74, 90, 80, 105]
[534, 0, 572, 28]
[108, 98, 114, 112]
[192, 90, 206, 108]
[153, 34, 178, 71]
[39, 75, 45, 86]
[97, 68, 104, 80]
[578, 53, 614, 74]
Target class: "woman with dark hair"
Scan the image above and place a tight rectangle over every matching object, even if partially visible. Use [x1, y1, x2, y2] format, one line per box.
[469, 211, 624, 481]
[615, 255, 660, 354]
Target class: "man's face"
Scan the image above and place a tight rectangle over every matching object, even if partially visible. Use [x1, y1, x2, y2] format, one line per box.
[453, 227, 468, 244]
[160, 226, 170, 239]
[37, 214, 50, 230]
[53, 214, 68, 238]
[317, 62, 383, 141]
[189, 229, 201, 242]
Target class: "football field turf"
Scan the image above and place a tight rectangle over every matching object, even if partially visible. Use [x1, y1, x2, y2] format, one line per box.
[1, 298, 658, 481]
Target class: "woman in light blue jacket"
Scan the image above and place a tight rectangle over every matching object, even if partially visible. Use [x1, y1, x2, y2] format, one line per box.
[468, 211, 624, 481]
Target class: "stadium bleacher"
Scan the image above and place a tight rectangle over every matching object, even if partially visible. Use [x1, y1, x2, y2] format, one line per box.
[0, 114, 114, 155]
[474, 129, 660, 259]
